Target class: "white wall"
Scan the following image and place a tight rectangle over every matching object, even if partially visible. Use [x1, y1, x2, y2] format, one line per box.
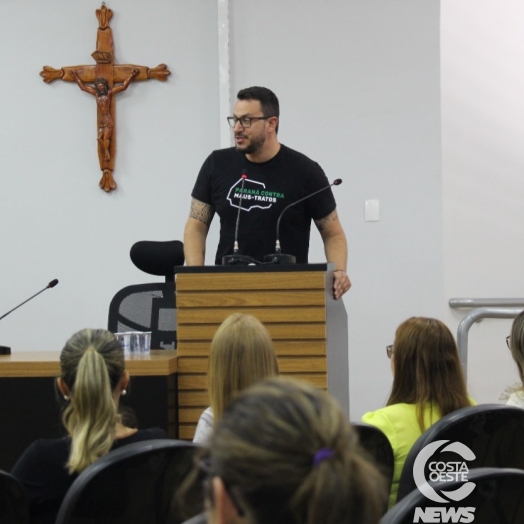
[2, 0, 518, 420]
[0, 0, 219, 348]
[441, 0, 524, 404]
[230, 0, 443, 418]
[0, 0, 443, 421]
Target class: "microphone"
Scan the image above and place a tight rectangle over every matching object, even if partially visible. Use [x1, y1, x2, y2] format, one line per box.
[222, 172, 256, 265]
[264, 179, 343, 264]
[0, 279, 59, 355]
[0, 279, 60, 322]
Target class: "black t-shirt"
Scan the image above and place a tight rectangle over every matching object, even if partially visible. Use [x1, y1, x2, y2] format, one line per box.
[191, 144, 337, 264]
[11, 427, 167, 524]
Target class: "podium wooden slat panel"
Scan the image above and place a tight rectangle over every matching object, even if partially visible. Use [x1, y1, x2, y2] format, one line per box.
[180, 425, 197, 440]
[179, 407, 206, 424]
[176, 272, 325, 292]
[178, 323, 325, 341]
[177, 290, 325, 308]
[179, 370, 328, 438]
[176, 268, 336, 440]
[278, 357, 326, 373]
[178, 375, 207, 390]
[178, 306, 325, 324]
[179, 391, 209, 407]
[179, 357, 326, 375]
[177, 340, 327, 357]
[178, 372, 326, 391]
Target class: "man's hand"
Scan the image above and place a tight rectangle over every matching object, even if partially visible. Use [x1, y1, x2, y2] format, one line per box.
[333, 269, 351, 300]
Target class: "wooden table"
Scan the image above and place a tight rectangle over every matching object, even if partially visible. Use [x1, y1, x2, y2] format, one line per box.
[0, 350, 177, 471]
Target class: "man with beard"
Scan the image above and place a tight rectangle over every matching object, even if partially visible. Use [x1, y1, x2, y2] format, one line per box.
[184, 87, 350, 299]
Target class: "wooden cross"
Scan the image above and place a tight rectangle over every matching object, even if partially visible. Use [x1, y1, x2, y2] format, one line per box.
[40, 4, 170, 192]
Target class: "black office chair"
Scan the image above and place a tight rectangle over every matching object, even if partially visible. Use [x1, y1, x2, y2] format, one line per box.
[396, 404, 524, 503]
[108, 282, 178, 350]
[55, 439, 204, 524]
[352, 422, 394, 511]
[381, 467, 524, 524]
[108, 240, 185, 350]
[0, 470, 30, 524]
[130, 240, 184, 284]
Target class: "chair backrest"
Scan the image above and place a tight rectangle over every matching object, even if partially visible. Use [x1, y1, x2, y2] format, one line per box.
[108, 282, 177, 350]
[55, 439, 204, 524]
[0, 470, 30, 524]
[353, 422, 394, 487]
[396, 404, 524, 503]
[352, 422, 394, 515]
[381, 467, 524, 524]
[130, 240, 184, 284]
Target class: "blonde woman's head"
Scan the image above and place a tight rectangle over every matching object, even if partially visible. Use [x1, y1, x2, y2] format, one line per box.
[208, 313, 278, 420]
[207, 377, 386, 524]
[59, 328, 127, 473]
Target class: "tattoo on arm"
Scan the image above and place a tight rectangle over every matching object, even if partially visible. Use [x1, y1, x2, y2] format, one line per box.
[315, 210, 339, 232]
[189, 198, 215, 226]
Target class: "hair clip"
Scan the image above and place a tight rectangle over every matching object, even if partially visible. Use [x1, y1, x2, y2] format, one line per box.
[313, 447, 335, 466]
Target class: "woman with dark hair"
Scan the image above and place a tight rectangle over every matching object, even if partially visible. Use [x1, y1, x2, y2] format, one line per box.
[362, 317, 474, 507]
[203, 377, 387, 524]
[507, 310, 524, 407]
[11, 328, 166, 524]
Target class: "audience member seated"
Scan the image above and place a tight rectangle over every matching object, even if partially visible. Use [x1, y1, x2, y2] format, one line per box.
[11, 328, 167, 524]
[193, 313, 278, 445]
[362, 317, 474, 508]
[507, 310, 524, 407]
[203, 377, 387, 524]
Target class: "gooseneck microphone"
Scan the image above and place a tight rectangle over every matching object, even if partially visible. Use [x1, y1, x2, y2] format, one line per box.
[0, 279, 59, 355]
[264, 179, 343, 264]
[233, 174, 247, 255]
[222, 173, 256, 265]
[0, 279, 59, 322]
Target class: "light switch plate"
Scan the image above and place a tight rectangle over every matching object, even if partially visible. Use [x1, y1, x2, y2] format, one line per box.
[365, 199, 380, 221]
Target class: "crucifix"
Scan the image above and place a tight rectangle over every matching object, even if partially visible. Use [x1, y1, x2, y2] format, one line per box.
[40, 4, 171, 192]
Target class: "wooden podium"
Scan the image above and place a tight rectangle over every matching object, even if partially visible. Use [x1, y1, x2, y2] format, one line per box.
[175, 264, 349, 440]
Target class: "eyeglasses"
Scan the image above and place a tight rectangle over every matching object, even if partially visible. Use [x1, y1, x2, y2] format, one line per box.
[386, 345, 394, 359]
[507, 336, 511, 349]
[227, 116, 272, 128]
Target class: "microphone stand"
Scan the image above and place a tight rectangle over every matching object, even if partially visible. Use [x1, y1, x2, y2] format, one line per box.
[222, 174, 256, 265]
[264, 179, 343, 264]
[0, 279, 59, 355]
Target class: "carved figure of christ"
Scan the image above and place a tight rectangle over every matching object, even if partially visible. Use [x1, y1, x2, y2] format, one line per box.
[71, 70, 138, 163]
